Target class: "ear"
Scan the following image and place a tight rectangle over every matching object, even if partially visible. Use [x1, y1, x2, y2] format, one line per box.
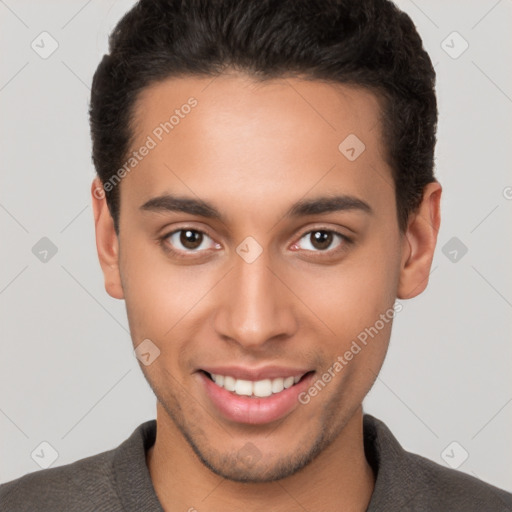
[91, 177, 124, 300]
[397, 181, 442, 299]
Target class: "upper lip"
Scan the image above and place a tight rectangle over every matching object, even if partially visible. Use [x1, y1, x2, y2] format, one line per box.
[199, 365, 312, 381]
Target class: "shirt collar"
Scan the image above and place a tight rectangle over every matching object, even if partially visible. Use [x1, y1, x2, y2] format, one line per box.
[363, 413, 419, 511]
[113, 419, 163, 512]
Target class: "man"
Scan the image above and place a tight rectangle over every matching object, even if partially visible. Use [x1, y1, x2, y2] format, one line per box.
[1, 0, 511, 510]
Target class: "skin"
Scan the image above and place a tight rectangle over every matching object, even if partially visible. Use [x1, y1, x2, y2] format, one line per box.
[91, 72, 441, 511]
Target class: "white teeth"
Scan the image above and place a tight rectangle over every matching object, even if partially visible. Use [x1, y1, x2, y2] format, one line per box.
[284, 376, 294, 389]
[209, 373, 305, 397]
[235, 379, 253, 396]
[271, 378, 284, 394]
[223, 375, 236, 391]
[253, 379, 272, 397]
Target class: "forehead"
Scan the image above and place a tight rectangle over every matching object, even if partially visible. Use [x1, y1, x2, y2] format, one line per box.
[131, 73, 385, 151]
[123, 73, 393, 221]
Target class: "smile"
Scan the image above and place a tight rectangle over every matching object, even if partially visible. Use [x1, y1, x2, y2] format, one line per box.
[198, 368, 316, 424]
[206, 372, 305, 398]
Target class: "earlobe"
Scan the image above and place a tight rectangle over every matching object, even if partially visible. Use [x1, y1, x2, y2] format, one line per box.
[397, 181, 442, 300]
[91, 177, 124, 300]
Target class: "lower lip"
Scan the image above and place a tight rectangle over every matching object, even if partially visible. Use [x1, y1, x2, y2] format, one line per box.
[198, 371, 315, 425]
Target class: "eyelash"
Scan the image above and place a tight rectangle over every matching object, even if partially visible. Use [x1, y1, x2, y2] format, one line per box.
[159, 226, 353, 260]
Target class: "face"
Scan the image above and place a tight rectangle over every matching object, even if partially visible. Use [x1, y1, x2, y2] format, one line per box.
[93, 73, 430, 483]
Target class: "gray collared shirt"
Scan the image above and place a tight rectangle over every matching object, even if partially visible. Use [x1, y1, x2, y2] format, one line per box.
[1, 414, 511, 511]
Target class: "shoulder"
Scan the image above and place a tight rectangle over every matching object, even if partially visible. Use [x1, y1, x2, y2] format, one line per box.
[0, 420, 158, 512]
[363, 413, 512, 511]
[0, 447, 119, 512]
[404, 447, 512, 510]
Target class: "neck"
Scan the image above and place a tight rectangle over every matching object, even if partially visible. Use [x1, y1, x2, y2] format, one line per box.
[146, 404, 375, 512]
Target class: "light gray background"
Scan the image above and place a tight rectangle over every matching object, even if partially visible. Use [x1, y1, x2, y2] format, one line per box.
[1, 0, 511, 493]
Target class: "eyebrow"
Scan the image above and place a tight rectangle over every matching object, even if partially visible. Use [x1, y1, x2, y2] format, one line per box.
[140, 193, 373, 222]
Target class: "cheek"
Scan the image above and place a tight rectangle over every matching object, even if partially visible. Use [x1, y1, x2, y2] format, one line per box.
[305, 256, 398, 335]
[297, 236, 401, 370]
[119, 240, 174, 341]
[119, 240, 219, 342]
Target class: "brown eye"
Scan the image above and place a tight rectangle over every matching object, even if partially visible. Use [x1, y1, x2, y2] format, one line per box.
[164, 228, 217, 253]
[179, 229, 203, 249]
[310, 230, 333, 250]
[295, 229, 349, 254]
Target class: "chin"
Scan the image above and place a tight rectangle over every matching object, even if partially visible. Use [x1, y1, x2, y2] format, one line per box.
[184, 430, 330, 483]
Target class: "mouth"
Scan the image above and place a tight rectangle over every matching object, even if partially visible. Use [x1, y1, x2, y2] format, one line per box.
[200, 370, 313, 398]
[197, 368, 316, 425]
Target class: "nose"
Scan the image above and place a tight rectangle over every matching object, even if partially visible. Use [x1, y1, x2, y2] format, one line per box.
[212, 247, 298, 350]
